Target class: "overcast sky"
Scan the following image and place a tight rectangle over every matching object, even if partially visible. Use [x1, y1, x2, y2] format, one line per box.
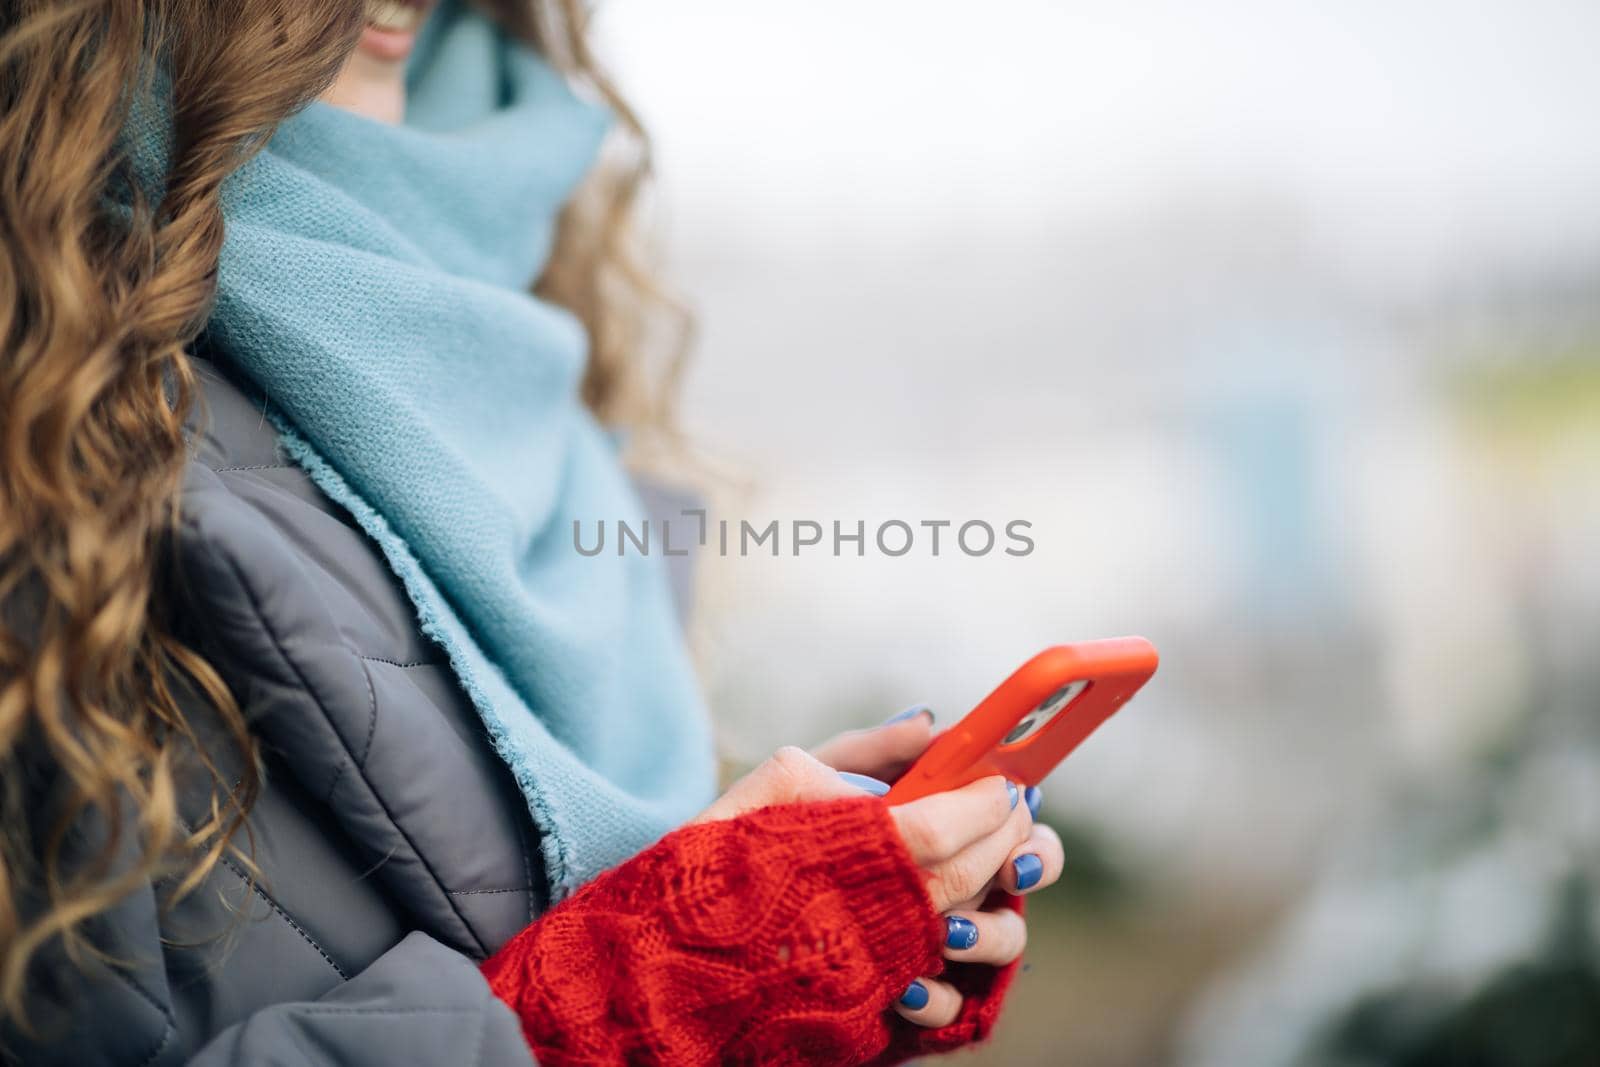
[599, 0, 1600, 278]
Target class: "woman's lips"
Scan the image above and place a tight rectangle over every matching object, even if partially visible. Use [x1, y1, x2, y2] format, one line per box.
[366, 0, 426, 33]
[359, 0, 430, 61]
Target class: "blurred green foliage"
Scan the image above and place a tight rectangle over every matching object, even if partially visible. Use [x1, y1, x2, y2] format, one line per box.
[1046, 816, 1140, 913]
[1447, 343, 1600, 444]
[1307, 877, 1600, 1067]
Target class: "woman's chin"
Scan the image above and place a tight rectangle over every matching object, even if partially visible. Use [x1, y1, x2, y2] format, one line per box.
[358, 23, 420, 63]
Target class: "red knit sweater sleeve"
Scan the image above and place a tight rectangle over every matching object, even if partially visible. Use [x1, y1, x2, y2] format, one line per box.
[480, 797, 1022, 1066]
[870, 887, 1027, 1065]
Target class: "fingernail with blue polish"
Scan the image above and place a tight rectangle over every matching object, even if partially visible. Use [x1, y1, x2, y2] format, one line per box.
[945, 916, 979, 950]
[1024, 785, 1043, 819]
[1006, 781, 1019, 809]
[899, 979, 930, 1010]
[838, 772, 891, 796]
[1014, 853, 1044, 891]
[885, 705, 934, 726]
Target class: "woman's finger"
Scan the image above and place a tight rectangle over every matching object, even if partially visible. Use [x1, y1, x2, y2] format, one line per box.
[1001, 821, 1065, 895]
[1024, 784, 1043, 820]
[945, 789, 1039, 906]
[941, 907, 1027, 966]
[809, 706, 935, 779]
[893, 976, 962, 1028]
[888, 775, 1017, 868]
[919, 795, 1033, 909]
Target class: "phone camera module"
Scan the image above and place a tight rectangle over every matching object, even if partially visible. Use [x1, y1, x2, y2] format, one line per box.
[1002, 717, 1037, 746]
[999, 680, 1087, 749]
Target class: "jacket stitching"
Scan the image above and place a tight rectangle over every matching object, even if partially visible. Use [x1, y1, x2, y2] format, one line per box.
[207, 541, 491, 958]
[275, 635, 440, 671]
[355, 654, 535, 917]
[321, 655, 377, 806]
[213, 852, 352, 980]
[355, 656, 379, 770]
[133, 1016, 174, 1067]
[323, 753, 353, 809]
[213, 463, 295, 472]
[359, 654, 437, 669]
[260, 1006, 480, 1018]
[172, 813, 352, 981]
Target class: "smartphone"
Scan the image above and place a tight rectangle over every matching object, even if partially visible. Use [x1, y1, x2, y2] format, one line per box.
[884, 637, 1158, 804]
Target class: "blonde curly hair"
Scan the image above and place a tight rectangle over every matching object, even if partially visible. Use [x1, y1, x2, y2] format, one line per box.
[0, 0, 684, 1023]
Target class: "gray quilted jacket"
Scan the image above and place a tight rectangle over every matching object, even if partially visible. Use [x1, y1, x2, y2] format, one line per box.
[4, 359, 693, 1066]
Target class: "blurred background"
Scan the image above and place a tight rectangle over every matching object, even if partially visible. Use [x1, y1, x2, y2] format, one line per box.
[595, 1, 1600, 1063]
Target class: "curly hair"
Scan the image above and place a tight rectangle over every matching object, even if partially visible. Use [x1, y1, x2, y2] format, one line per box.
[0, 0, 685, 1024]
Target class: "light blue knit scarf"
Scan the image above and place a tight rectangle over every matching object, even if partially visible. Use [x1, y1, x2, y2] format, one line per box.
[195, 4, 715, 897]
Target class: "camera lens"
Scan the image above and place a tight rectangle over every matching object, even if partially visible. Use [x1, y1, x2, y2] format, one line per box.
[1002, 718, 1035, 745]
[1042, 684, 1076, 713]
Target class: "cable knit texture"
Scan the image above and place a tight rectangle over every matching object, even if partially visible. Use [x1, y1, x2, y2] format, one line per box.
[482, 798, 1023, 1065]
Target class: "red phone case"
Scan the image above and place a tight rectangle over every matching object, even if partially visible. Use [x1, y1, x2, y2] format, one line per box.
[884, 638, 1158, 804]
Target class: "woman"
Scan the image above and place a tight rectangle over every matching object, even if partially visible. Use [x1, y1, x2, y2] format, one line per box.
[0, 1, 1065, 1063]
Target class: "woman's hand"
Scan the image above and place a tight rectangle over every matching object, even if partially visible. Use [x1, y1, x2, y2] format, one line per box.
[881, 778, 1062, 1029]
[696, 729, 1065, 1030]
[893, 797, 1062, 1028]
[699, 744, 1033, 906]
[811, 711, 1067, 1028]
[490, 731, 1061, 1064]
